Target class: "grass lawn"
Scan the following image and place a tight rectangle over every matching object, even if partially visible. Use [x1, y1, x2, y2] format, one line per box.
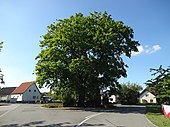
[42, 103, 63, 108]
[146, 105, 170, 127]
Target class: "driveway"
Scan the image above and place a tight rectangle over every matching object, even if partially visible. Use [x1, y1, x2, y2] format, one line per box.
[0, 104, 156, 127]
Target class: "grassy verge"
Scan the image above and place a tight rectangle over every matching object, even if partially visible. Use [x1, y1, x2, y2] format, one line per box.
[146, 105, 170, 127]
[42, 103, 63, 108]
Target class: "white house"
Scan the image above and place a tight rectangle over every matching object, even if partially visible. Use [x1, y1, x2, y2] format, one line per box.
[0, 87, 16, 102]
[109, 95, 117, 103]
[11, 82, 41, 102]
[139, 89, 157, 103]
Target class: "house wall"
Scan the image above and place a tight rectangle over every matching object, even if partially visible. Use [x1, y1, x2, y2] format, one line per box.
[0, 95, 8, 101]
[139, 91, 157, 103]
[7, 95, 11, 101]
[11, 94, 23, 101]
[22, 84, 41, 102]
[0, 95, 13, 101]
[109, 95, 116, 103]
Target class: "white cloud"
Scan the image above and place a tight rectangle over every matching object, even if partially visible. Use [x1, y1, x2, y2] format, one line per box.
[131, 46, 144, 56]
[152, 45, 161, 53]
[132, 44, 161, 56]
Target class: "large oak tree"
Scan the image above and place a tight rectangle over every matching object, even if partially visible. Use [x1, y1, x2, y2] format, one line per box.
[35, 11, 139, 106]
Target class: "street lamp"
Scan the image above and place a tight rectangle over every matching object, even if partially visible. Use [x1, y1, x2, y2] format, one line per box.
[0, 68, 5, 84]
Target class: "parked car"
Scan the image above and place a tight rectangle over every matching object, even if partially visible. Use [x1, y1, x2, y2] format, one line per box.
[41, 96, 52, 103]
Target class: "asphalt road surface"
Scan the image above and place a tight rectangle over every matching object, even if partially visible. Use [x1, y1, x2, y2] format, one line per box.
[0, 103, 156, 127]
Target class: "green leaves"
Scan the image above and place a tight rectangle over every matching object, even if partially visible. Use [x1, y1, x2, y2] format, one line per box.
[120, 82, 142, 104]
[146, 66, 170, 103]
[35, 11, 140, 106]
[0, 41, 3, 51]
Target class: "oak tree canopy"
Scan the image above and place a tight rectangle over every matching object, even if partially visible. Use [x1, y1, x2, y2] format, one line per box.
[35, 11, 139, 106]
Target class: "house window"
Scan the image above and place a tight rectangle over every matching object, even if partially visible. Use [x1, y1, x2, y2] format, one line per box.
[145, 94, 148, 97]
[33, 96, 36, 99]
[34, 90, 36, 92]
[109, 98, 113, 101]
[29, 89, 31, 92]
[37, 96, 39, 99]
[150, 99, 153, 103]
[142, 99, 148, 103]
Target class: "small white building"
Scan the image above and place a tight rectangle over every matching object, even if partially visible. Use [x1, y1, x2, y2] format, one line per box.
[11, 82, 41, 102]
[0, 87, 16, 102]
[109, 95, 117, 103]
[139, 89, 157, 103]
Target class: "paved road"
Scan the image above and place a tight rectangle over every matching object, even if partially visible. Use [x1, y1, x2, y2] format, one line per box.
[0, 103, 156, 127]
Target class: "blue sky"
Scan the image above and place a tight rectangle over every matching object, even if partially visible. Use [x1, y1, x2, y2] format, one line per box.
[0, 0, 170, 91]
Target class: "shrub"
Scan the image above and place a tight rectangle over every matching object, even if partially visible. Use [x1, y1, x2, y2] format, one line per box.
[42, 103, 63, 108]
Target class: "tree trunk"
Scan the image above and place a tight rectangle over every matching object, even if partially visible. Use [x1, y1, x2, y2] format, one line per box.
[77, 91, 85, 107]
[95, 89, 102, 107]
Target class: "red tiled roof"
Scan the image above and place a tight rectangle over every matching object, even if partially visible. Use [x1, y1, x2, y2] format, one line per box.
[12, 82, 33, 94]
